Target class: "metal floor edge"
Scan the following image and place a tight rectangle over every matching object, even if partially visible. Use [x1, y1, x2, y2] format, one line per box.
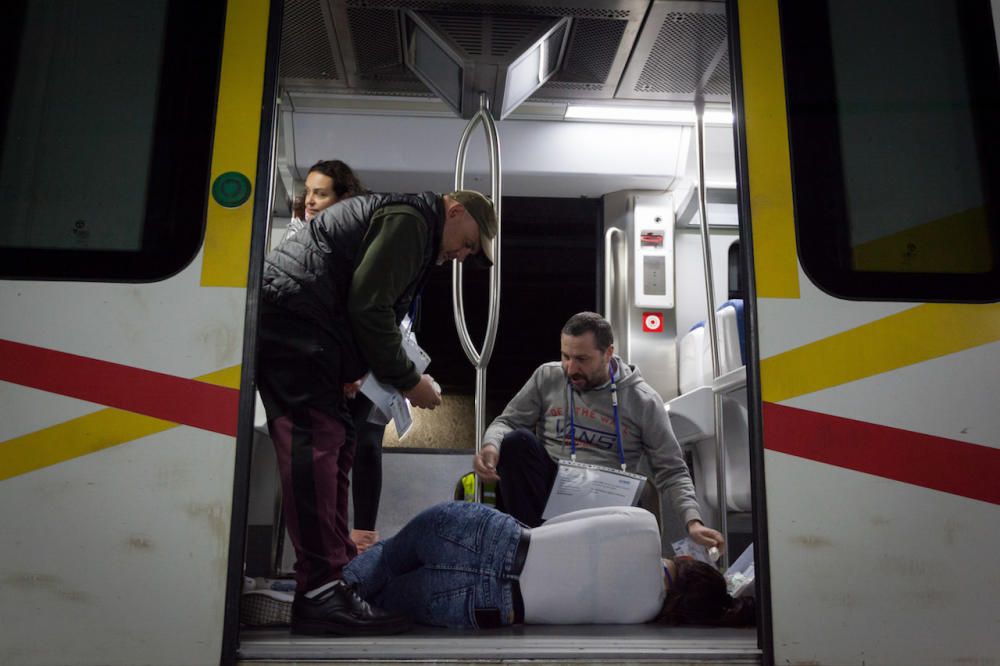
[238, 624, 760, 663]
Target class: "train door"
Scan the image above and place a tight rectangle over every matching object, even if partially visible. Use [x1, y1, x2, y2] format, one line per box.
[737, 0, 1000, 663]
[0, 2, 280, 664]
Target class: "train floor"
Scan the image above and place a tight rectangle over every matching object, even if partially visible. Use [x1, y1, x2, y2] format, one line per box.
[237, 624, 760, 664]
[243, 441, 760, 663]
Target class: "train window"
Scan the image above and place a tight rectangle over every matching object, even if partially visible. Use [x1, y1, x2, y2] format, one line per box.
[779, 0, 1000, 301]
[0, 0, 225, 281]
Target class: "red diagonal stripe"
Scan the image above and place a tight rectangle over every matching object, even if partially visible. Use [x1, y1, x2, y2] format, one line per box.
[763, 402, 1000, 505]
[0, 339, 238, 436]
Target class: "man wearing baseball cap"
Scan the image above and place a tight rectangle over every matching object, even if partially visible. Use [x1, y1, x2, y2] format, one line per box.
[444, 190, 498, 266]
[258, 188, 496, 637]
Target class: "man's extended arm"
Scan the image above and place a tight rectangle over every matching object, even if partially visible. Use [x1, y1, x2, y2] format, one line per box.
[474, 365, 548, 481]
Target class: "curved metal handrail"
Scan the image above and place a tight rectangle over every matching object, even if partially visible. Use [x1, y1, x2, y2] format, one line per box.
[453, 93, 502, 501]
[603, 227, 627, 360]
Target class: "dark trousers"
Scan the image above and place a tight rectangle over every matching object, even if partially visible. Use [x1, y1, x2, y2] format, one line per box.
[257, 304, 357, 591]
[349, 394, 384, 531]
[495, 429, 559, 527]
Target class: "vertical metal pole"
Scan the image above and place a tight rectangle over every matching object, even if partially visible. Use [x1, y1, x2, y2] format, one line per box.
[453, 92, 502, 503]
[695, 94, 729, 568]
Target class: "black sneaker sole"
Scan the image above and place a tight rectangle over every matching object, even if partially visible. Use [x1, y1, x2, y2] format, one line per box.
[290, 616, 411, 637]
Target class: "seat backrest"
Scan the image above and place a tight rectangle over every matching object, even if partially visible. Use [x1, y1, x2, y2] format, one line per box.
[678, 298, 747, 394]
[691, 387, 752, 512]
[678, 323, 706, 394]
[715, 298, 745, 365]
[713, 300, 743, 375]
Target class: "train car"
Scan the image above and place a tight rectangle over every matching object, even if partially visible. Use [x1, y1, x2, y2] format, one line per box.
[744, 2, 1000, 663]
[0, 1, 997, 665]
[0, 1, 279, 664]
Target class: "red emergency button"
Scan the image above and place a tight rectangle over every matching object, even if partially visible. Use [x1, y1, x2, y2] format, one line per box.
[642, 312, 664, 333]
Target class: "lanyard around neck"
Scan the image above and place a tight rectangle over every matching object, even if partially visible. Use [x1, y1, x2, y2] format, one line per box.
[567, 360, 626, 470]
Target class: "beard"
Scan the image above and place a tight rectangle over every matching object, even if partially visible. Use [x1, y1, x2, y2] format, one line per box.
[566, 368, 606, 390]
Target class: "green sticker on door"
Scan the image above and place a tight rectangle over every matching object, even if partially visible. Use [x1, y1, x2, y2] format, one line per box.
[211, 171, 252, 208]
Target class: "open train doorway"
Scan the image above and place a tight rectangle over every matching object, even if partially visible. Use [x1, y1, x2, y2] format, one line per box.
[236, 0, 763, 662]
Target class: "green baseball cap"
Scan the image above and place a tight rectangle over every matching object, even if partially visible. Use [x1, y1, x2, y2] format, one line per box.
[448, 190, 498, 265]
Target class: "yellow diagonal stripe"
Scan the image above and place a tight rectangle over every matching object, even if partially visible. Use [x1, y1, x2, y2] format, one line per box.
[739, 0, 800, 299]
[0, 365, 242, 481]
[761, 303, 1000, 403]
[201, 1, 270, 287]
[0, 410, 178, 481]
[199, 364, 242, 390]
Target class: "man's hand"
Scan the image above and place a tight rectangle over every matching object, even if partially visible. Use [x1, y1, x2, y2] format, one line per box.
[343, 380, 363, 399]
[403, 374, 442, 409]
[687, 520, 725, 548]
[473, 444, 500, 483]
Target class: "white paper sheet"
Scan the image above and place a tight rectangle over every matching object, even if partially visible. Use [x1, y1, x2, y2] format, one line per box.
[359, 323, 431, 438]
[541, 460, 646, 520]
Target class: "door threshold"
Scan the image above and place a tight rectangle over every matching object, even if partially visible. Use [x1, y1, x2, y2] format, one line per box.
[238, 624, 760, 663]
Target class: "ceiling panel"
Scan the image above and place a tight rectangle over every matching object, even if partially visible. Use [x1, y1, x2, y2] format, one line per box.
[277, 0, 732, 108]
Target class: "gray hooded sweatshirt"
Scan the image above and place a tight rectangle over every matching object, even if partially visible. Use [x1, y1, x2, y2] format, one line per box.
[483, 356, 702, 526]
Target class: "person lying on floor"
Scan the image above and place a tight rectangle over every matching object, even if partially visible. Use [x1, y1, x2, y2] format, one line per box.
[340, 501, 754, 629]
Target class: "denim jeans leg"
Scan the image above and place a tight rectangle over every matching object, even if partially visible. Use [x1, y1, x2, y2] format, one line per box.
[343, 501, 524, 628]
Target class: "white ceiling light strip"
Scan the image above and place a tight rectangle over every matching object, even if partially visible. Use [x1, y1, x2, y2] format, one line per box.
[564, 105, 733, 125]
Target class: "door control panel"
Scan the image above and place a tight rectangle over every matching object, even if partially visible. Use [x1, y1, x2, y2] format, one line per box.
[633, 196, 674, 308]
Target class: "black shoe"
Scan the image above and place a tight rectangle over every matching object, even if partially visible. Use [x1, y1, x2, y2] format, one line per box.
[291, 580, 411, 636]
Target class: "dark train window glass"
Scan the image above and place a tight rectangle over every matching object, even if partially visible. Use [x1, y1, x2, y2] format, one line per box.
[0, 0, 226, 281]
[780, 0, 1000, 301]
[728, 240, 743, 301]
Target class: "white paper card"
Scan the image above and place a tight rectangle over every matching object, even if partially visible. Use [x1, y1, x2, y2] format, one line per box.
[359, 323, 431, 435]
[389, 393, 413, 438]
[541, 460, 646, 520]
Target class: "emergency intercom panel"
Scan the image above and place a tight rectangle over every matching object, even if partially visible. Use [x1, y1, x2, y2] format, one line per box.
[632, 195, 674, 308]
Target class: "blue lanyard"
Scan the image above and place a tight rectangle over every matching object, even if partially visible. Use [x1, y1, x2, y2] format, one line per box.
[567, 360, 626, 470]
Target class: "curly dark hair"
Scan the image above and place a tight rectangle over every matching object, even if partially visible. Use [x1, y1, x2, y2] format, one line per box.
[307, 159, 367, 199]
[656, 559, 755, 627]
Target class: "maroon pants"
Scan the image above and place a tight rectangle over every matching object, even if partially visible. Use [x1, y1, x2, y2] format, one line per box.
[267, 408, 357, 591]
[257, 304, 359, 591]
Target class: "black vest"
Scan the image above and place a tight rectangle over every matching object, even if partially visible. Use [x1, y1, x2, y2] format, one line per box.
[261, 192, 444, 368]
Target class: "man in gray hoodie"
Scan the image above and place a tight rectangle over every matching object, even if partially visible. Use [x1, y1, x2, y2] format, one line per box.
[473, 311, 723, 548]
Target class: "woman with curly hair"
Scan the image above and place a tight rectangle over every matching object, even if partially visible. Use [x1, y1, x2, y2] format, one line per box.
[282, 159, 367, 241]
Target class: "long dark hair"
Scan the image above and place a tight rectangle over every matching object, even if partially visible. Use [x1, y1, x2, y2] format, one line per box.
[307, 159, 367, 199]
[656, 559, 755, 627]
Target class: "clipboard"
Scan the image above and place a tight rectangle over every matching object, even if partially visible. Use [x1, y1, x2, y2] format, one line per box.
[541, 460, 647, 520]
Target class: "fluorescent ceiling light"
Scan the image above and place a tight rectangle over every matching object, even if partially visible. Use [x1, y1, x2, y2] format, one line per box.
[564, 105, 732, 125]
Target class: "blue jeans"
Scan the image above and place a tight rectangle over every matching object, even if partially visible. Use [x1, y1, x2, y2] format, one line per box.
[343, 502, 524, 628]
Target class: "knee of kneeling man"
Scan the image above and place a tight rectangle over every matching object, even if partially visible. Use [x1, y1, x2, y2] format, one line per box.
[500, 428, 540, 453]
